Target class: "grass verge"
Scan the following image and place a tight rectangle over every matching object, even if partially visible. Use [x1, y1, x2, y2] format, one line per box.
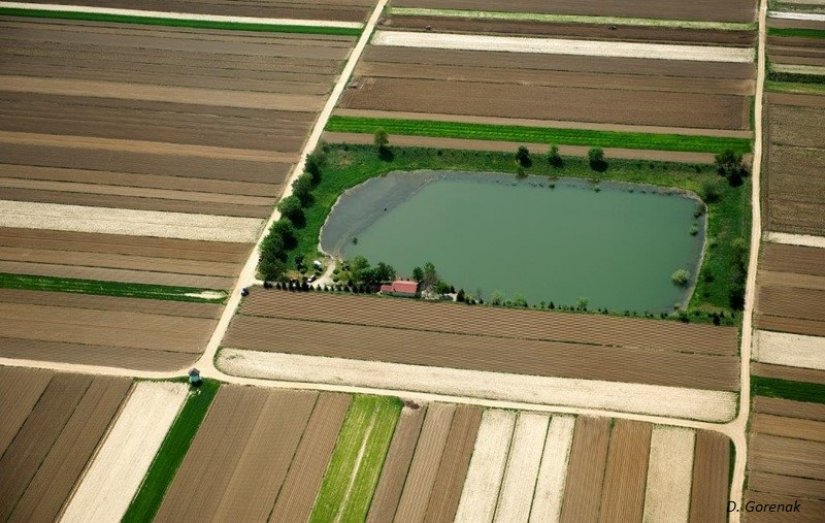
[287, 144, 749, 318]
[122, 379, 220, 523]
[768, 26, 825, 39]
[0, 7, 362, 36]
[390, 7, 756, 30]
[751, 375, 825, 404]
[310, 395, 402, 522]
[768, 71, 825, 84]
[766, 79, 825, 94]
[0, 273, 227, 303]
[327, 116, 752, 154]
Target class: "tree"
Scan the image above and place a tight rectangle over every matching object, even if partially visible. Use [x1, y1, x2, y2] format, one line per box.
[374, 128, 392, 160]
[259, 257, 286, 282]
[260, 232, 286, 262]
[456, 289, 466, 302]
[305, 149, 326, 185]
[548, 144, 563, 167]
[588, 148, 607, 172]
[271, 220, 297, 249]
[412, 266, 424, 282]
[515, 146, 532, 168]
[700, 179, 722, 203]
[422, 261, 439, 290]
[715, 149, 748, 187]
[577, 297, 590, 311]
[349, 255, 371, 283]
[292, 175, 313, 206]
[374, 262, 396, 283]
[671, 269, 690, 287]
[277, 195, 304, 226]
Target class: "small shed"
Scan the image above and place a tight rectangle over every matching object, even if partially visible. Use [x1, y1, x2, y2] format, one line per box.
[188, 368, 202, 386]
[380, 280, 420, 298]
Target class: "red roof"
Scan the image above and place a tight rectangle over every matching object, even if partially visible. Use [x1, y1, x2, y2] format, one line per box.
[381, 280, 418, 294]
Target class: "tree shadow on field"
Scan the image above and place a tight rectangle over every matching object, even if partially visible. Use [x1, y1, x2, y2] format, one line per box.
[378, 147, 395, 162]
[589, 159, 608, 172]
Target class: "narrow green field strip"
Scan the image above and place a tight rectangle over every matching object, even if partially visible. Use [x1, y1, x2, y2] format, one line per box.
[327, 116, 752, 154]
[0, 273, 228, 303]
[768, 71, 825, 84]
[0, 7, 362, 36]
[752, 375, 825, 404]
[390, 7, 755, 31]
[768, 26, 825, 38]
[766, 79, 825, 93]
[310, 395, 402, 523]
[122, 380, 220, 523]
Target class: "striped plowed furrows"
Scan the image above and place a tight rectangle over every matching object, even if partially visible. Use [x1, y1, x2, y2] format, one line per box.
[422, 405, 483, 523]
[393, 403, 456, 521]
[366, 404, 428, 523]
[747, 394, 825, 519]
[268, 393, 352, 522]
[559, 417, 611, 523]
[743, 492, 825, 523]
[226, 311, 739, 390]
[597, 420, 652, 522]
[751, 362, 825, 385]
[0, 288, 221, 370]
[0, 371, 131, 521]
[0, 366, 52, 456]
[689, 430, 730, 523]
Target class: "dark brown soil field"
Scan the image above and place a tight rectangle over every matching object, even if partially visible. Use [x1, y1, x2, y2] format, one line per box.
[340, 76, 749, 130]
[754, 397, 825, 422]
[367, 404, 427, 523]
[0, 289, 222, 370]
[394, 0, 756, 23]
[597, 420, 651, 522]
[559, 416, 611, 523]
[761, 243, 825, 277]
[239, 292, 739, 356]
[756, 283, 825, 337]
[743, 492, 825, 522]
[0, 369, 131, 521]
[384, 16, 756, 46]
[24, 0, 375, 22]
[689, 430, 730, 523]
[423, 405, 483, 523]
[751, 361, 825, 385]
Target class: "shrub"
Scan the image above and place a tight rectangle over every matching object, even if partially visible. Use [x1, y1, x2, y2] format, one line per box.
[671, 269, 690, 287]
[271, 220, 297, 249]
[277, 195, 305, 226]
[587, 148, 607, 172]
[548, 144, 563, 167]
[700, 179, 722, 203]
[292, 175, 314, 206]
[515, 146, 532, 167]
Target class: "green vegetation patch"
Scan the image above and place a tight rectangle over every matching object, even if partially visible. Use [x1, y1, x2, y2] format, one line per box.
[768, 26, 825, 39]
[766, 79, 825, 94]
[270, 144, 750, 319]
[768, 71, 825, 85]
[326, 116, 752, 154]
[391, 7, 756, 30]
[310, 395, 402, 522]
[123, 380, 220, 523]
[752, 375, 825, 404]
[0, 7, 362, 36]
[0, 273, 227, 303]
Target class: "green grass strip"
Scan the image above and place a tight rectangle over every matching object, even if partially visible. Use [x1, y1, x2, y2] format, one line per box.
[391, 7, 755, 31]
[768, 26, 825, 39]
[0, 273, 227, 303]
[766, 79, 825, 94]
[752, 375, 825, 404]
[122, 380, 220, 523]
[768, 70, 825, 84]
[310, 395, 402, 522]
[0, 7, 362, 36]
[327, 116, 752, 154]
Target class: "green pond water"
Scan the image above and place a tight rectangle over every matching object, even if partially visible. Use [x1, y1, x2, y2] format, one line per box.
[320, 171, 705, 313]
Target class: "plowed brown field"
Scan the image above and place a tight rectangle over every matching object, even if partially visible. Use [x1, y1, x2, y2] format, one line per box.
[227, 292, 739, 390]
[394, 0, 755, 23]
[559, 417, 611, 523]
[751, 361, 825, 385]
[743, 492, 825, 522]
[689, 430, 730, 523]
[756, 285, 825, 337]
[761, 243, 825, 277]
[754, 397, 825, 421]
[0, 370, 131, 522]
[367, 404, 427, 523]
[597, 420, 651, 522]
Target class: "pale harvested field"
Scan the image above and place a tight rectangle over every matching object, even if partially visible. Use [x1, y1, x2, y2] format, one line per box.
[754, 329, 825, 370]
[394, 403, 456, 521]
[529, 415, 576, 523]
[689, 430, 730, 523]
[366, 404, 427, 523]
[0, 366, 52, 456]
[61, 382, 188, 523]
[454, 410, 516, 523]
[269, 393, 352, 522]
[494, 413, 550, 523]
[643, 427, 696, 523]
[25, 0, 376, 21]
[559, 417, 610, 523]
[423, 405, 483, 523]
[597, 420, 651, 522]
[0, 373, 131, 522]
[219, 350, 739, 421]
[372, 31, 755, 63]
[0, 292, 219, 370]
[393, 0, 756, 23]
[765, 232, 825, 249]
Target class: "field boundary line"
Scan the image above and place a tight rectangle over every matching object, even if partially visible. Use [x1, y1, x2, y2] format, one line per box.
[372, 31, 755, 63]
[0, 2, 363, 29]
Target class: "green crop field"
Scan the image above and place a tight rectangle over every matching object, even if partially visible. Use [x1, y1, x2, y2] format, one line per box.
[768, 26, 825, 39]
[310, 395, 402, 522]
[752, 376, 825, 405]
[326, 116, 752, 154]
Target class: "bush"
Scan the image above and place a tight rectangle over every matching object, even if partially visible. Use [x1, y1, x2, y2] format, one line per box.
[548, 144, 563, 167]
[292, 175, 314, 206]
[277, 195, 305, 226]
[700, 179, 722, 203]
[715, 149, 748, 186]
[259, 257, 286, 282]
[671, 269, 690, 287]
[587, 148, 607, 172]
[515, 146, 532, 167]
[271, 220, 297, 249]
[305, 149, 326, 185]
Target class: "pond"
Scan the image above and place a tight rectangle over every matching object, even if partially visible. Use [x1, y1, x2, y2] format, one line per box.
[320, 170, 706, 313]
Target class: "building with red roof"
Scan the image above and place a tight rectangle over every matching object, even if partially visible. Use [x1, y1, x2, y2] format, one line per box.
[379, 280, 420, 298]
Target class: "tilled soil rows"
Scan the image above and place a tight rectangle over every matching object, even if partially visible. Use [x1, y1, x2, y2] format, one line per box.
[0, 367, 52, 456]
[597, 420, 652, 522]
[689, 430, 730, 523]
[559, 417, 611, 523]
